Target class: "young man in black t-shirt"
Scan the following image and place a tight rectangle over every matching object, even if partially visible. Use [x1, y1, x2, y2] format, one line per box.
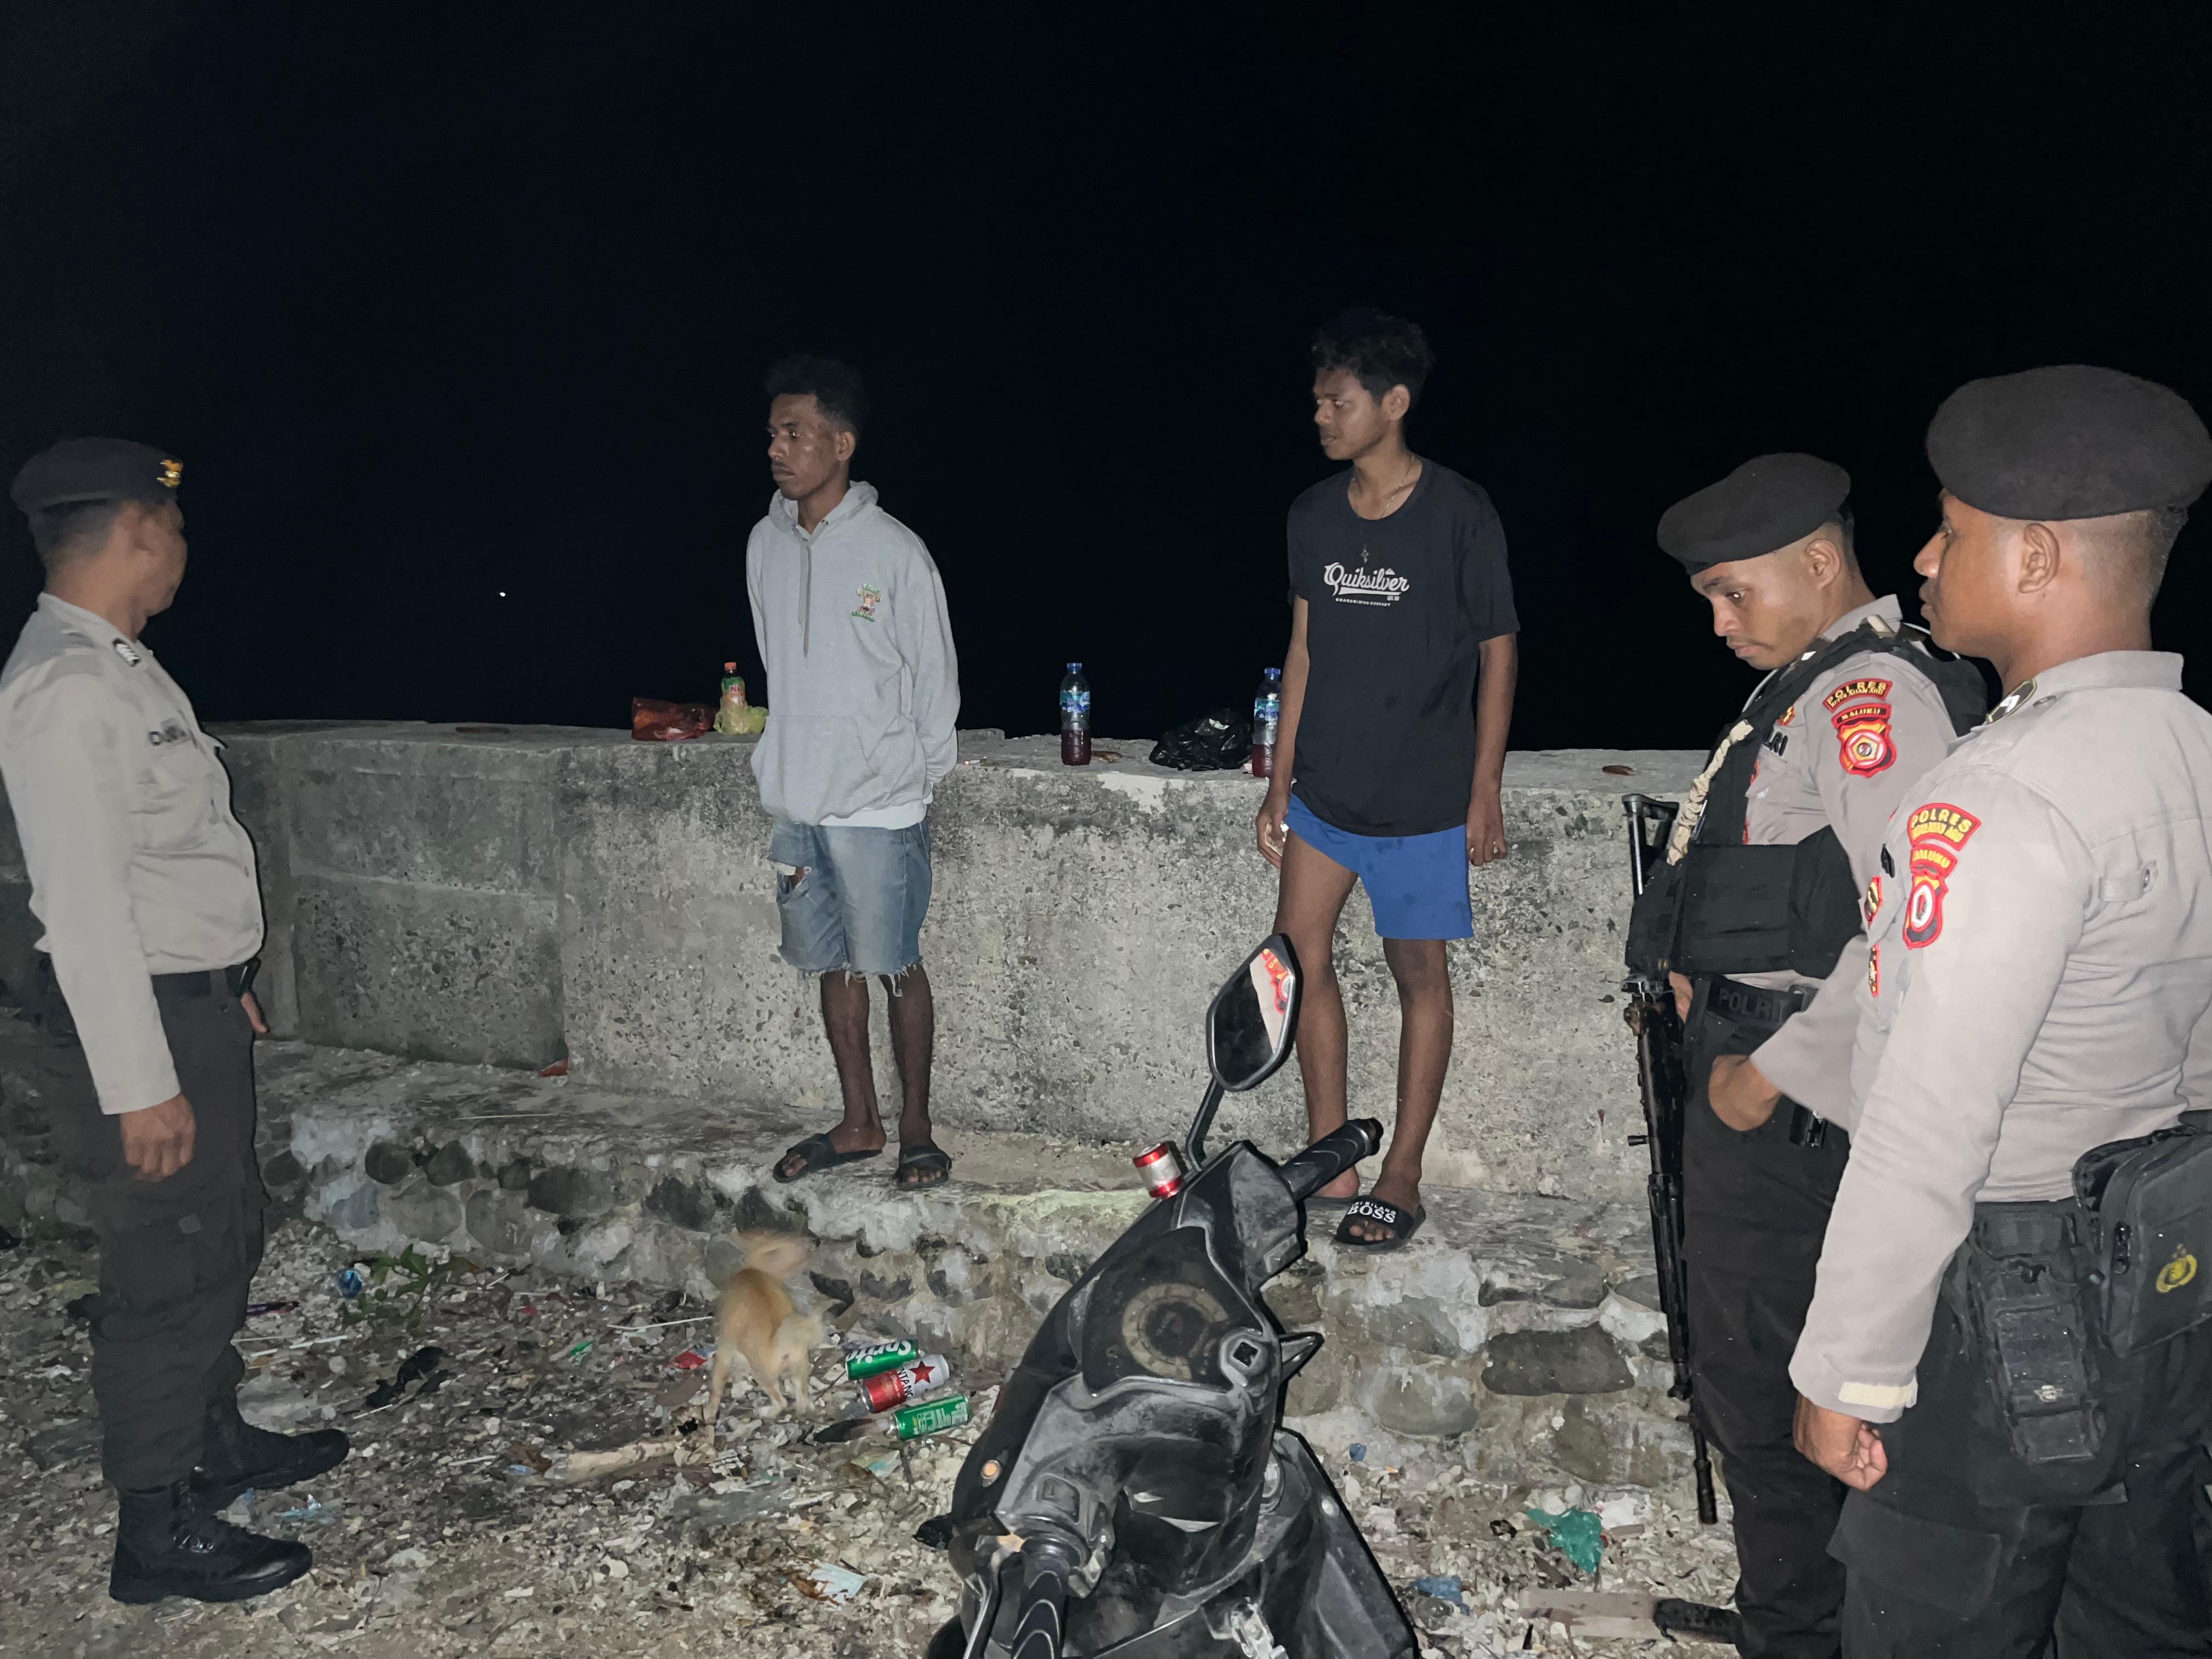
[1255, 308, 1519, 1248]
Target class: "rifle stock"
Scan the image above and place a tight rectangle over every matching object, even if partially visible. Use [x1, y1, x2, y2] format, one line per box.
[1621, 795, 1719, 1527]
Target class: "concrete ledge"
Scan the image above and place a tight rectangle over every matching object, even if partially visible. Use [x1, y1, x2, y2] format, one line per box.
[0, 1017, 1696, 1504]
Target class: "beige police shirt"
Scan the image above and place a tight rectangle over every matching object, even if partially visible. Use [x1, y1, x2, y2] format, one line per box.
[1791, 651, 2212, 1420]
[1718, 596, 1961, 1116]
[0, 595, 263, 1114]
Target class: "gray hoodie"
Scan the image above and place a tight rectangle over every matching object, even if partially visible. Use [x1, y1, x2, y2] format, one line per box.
[746, 482, 961, 827]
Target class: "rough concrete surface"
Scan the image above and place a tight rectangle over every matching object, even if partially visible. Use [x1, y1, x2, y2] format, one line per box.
[0, 722, 1701, 1200]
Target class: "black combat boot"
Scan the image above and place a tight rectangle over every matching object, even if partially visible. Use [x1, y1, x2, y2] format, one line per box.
[190, 1391, 351, 1509]
[109, 1479, 312, 1604]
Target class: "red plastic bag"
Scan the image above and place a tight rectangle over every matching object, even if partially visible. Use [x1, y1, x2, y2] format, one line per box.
[631, 698, 712, 742]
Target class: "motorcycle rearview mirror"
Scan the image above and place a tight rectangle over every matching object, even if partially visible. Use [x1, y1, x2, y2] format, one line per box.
[1186, 934, 1302, 1169]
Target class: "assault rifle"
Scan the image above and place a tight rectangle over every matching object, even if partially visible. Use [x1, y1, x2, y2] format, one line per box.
[1620, 794, 1719, 1526]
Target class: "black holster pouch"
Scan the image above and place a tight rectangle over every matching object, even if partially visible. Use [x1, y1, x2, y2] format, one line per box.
[1673, 828, 1860, 978]
[2074, 1109, 2212, 1357]
[1950, 1204, 2106, 1466]
[1624, 859, 1683, 977]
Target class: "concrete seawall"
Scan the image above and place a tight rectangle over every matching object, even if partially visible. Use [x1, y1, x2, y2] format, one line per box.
[0, 725, 1699, 1200]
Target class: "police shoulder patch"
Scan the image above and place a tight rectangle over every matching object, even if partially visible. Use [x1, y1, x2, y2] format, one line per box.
[1903, 803, 1982, 948]
[1830, 695, 1897, 778]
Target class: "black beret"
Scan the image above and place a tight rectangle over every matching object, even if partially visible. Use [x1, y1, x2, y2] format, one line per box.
[1927, 365, 2212, 521]
[9, 438, 182, 516]
[1657, 453, 1852, 572]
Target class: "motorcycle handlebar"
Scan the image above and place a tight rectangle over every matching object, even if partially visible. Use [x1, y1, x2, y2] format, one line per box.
[1280, 1119, 1385, 1203]
[1007, 1534, 1081, 1659]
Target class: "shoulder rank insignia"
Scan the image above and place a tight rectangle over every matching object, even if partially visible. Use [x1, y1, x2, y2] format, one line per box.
[1903, 803, 1981, 947]
[111, 638, 143, 668]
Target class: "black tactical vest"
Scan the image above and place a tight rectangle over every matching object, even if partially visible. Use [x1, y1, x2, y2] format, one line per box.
[1626, 621, 1987, 979]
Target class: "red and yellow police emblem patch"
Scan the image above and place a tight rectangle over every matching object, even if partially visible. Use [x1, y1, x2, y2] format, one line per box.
[1903, 803, 1980, 948]
[1867, 943, 1880, 996]
[1826, 678, 1896, 778]
[1861, 874, 1882, 927]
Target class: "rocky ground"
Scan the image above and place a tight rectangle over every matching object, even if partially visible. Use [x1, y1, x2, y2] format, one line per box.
[0, 1221, 1741, 1657]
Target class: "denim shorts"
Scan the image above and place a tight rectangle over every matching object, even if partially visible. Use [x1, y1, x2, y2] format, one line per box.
[1284, 794, 1473, 941]
[769, 819, 933, 977]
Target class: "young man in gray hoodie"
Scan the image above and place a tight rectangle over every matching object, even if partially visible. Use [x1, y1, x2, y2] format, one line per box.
[752, 357, 962, 1189]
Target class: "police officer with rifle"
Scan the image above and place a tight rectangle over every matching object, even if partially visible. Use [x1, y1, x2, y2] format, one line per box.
[1791, 366, 2212, 1655]
[1626, 455, 1984, 1658]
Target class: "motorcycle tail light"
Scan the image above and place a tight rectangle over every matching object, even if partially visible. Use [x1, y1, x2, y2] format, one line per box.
[1133, 1141, 1186, 1200]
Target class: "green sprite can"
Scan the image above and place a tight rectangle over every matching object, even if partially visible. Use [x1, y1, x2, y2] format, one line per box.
[844, 1339, 921, 1380]
[891, 1394, 972, 1441]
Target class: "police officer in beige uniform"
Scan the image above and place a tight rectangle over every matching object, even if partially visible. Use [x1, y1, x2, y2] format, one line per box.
[1790, 368, 2212, 1655]
[2, 439, 346, 1604]
[1632, 455, 1984, 1657]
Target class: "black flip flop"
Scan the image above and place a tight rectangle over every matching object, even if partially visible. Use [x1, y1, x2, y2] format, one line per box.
[1334, 1197, 1426, 1251]
[773, 1132, 883, 1184]
[895, 1142, 953, 1189]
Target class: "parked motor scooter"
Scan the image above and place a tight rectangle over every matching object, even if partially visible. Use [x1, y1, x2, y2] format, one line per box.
[926, 934, 1418, 1658]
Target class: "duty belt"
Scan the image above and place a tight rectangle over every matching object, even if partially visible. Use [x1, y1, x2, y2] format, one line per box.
[150, 958, 260, 1008]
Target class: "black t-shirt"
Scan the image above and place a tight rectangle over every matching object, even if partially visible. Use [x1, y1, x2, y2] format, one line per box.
[1286, 460, 1516, 836]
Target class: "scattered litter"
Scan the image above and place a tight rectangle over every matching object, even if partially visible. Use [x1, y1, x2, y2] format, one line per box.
[1412, 1574, 1466, 1608]
[560, 1337, 595, 1363]
[669, 1347, 710, 1371]
[555, 1434, 686, 1484]
[353, 1345, 448, 1414]
[1526, 1505, 1606, 1576]
[35, 1363, 73, 1380]
[1347, 1442, 1367, 1464]
[276, 1496, 334, 1523]
[842, 1339, 919, 1380]
[336, 1267, 366, 1299]
[849, 1449, 902, 1481]
[536, 1059, 569, 1077]
[798, 1561, 867, 1605]
[243, 1300, 298, 1317]
[22, 1417, 100, 1471]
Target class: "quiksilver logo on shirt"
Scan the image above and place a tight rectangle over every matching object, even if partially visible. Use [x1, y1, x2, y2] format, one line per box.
[147, 721, 189, 747]
[1322, 562, 1410, 605]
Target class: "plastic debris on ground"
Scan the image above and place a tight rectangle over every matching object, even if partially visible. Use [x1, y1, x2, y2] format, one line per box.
[0, 1217, 1747, 1657]
[1526, 1504, 1607, 1576]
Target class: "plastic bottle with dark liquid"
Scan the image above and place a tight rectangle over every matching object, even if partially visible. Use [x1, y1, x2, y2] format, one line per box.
[1059, 663, 1091, 766]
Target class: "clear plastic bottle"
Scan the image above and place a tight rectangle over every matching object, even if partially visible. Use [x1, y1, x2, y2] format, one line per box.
[1251, 667, 1283, 778]
[1059, 663, 1092, 766]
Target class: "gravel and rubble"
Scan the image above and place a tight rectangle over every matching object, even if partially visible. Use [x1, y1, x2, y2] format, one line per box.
[1, 1220, 1741, 1657]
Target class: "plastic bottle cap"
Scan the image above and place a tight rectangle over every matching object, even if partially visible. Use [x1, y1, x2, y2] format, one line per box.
[725, 662, 736, 671]
[1068, 663, 1081, 672]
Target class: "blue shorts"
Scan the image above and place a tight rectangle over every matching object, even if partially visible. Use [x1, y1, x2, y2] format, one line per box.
[769, 819, 933, 977]
[1284, 795, 1473, 941]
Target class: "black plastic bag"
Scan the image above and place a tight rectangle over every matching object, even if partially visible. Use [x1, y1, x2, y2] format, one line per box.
[1150, 707, 1252, 771]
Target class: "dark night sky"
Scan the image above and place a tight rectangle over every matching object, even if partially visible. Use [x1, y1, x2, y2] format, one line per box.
[5, 7, 2211, 747]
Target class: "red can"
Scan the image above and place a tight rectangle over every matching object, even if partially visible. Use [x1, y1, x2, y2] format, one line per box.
[856, 1352, 952, 1413]
[1133, 1141, 1186, 1200]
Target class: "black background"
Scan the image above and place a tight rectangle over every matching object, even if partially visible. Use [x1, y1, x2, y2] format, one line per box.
[5, 7, 2210, 746]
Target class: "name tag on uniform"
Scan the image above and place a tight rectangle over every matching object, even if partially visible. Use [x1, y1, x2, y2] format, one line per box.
[147, 720, 190, 748]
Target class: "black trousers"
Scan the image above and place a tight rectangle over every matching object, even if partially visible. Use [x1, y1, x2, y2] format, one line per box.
[41, 970, 266, 1489]
[1682, 983, 1852, 1659]
[1829, 1251, 2212, 1657]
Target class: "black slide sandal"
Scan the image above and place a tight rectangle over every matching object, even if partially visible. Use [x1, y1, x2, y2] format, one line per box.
[1334, 1197, 1426, 1251]
[895, 1142, 953, 1189]
[773, 1132, 883, 1184]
